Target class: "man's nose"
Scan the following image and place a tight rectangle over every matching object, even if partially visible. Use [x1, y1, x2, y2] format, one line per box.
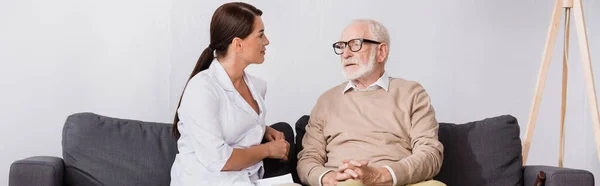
[341, 47, 353, 59]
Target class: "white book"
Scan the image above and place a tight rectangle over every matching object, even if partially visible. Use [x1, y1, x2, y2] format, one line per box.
[254, 173, 295, 186]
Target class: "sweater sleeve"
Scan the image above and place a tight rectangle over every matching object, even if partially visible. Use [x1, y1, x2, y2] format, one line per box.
[386, 84, 444, 185]
[297, 96, 332, 186]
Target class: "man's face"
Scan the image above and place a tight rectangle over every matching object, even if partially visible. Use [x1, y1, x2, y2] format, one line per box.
[339, 23, 378, 80]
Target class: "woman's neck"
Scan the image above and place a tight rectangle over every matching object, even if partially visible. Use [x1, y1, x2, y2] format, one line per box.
[217, 56, 248, 90]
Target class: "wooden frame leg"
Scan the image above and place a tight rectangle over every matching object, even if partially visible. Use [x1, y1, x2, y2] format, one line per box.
[573, 0, 600, 161]
[522, 0, 563, 165]
[559, 7, 571, 168]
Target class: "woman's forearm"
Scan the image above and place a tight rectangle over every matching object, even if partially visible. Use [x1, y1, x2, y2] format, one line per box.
[221, 144, 269, 171]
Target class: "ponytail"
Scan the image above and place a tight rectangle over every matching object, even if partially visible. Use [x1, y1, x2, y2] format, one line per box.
[172, 46, 215, 138]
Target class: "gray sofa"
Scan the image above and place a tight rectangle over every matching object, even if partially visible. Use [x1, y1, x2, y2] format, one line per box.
[9, 112, 595, 186]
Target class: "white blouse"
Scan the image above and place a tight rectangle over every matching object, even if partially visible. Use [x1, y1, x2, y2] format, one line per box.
[170, 59, 267, 186]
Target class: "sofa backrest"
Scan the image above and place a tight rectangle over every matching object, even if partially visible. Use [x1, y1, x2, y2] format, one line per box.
[295, 114, 524, 186]
[62, 112, 177, 186]
[61, 112, 525, 186]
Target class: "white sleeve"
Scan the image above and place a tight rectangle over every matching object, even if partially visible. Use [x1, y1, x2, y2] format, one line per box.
[383, 165, 398, 186]
[318, 170, 333, 186]
[177, 77, 232, 172]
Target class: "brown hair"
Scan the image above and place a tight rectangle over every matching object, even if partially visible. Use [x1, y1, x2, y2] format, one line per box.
[172, 2, 263, 138]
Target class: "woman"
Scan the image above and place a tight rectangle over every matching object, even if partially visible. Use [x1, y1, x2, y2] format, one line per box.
[170, 2, 296, 186]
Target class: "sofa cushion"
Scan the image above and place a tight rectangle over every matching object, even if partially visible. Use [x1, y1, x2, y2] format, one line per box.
[434, 115, 523, 186]
[62, 112, 177, 186]
[294, 114, 523, 186]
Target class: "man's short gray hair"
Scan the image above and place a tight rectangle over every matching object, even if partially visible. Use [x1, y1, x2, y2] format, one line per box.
[352, 19, 390, 45]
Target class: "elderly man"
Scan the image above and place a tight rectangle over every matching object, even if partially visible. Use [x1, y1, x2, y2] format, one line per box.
[296, 19, 445, 186]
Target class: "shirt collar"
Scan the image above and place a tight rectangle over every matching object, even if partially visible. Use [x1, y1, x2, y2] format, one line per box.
[209, 58, 241, 92]
[343, 72, 390, 94]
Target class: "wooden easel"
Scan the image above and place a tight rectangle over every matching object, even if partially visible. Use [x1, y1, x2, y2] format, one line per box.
[521, 0, 600, 166]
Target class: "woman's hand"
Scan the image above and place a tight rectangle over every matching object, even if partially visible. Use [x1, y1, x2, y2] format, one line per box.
[266, 139, 290, 161]
[264, 126, 285, 142]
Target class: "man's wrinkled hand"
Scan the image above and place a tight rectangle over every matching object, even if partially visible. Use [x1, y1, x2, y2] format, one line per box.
[336, 160, 393, 186]
[321, 171, 341, 186]
[336, 160, 369, 180]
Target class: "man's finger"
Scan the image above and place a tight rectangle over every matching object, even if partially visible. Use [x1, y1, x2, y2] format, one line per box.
[335, 172, 352, 181]
[349, 160, 362, 167]
[342, 159, 363, 167]
[343, 169, 358, 178]
[354, 167, 364, 178]
[337, 163, 347, 172]
[359, 160, 369, 165]
[337, 163, 356, 172]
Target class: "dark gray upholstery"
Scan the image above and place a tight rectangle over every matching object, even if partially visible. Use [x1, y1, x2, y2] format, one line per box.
[9, 156, 64, 186]
[524, 165, 595, 186]
[434, 115, 523, 185]
[295, 115, 594, 186]
[61, 112, 177, 186]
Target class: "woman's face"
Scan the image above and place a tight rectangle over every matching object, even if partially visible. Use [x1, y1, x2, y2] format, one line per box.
[239, 16, 270, 64]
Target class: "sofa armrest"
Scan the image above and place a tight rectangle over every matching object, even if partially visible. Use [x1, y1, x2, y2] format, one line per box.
[524, 165, 594, 186]
[9, 156, 64, 186]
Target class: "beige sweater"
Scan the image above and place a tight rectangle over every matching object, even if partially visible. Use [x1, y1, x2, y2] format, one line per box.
[297, 78, 444, 186]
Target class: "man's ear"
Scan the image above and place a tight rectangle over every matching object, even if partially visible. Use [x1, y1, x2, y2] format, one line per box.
[376, 43, 389, 63]
[232, 37, 243, 53]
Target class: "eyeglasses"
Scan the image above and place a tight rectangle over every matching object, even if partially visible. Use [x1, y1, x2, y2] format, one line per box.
[332, 38, 381, 55]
